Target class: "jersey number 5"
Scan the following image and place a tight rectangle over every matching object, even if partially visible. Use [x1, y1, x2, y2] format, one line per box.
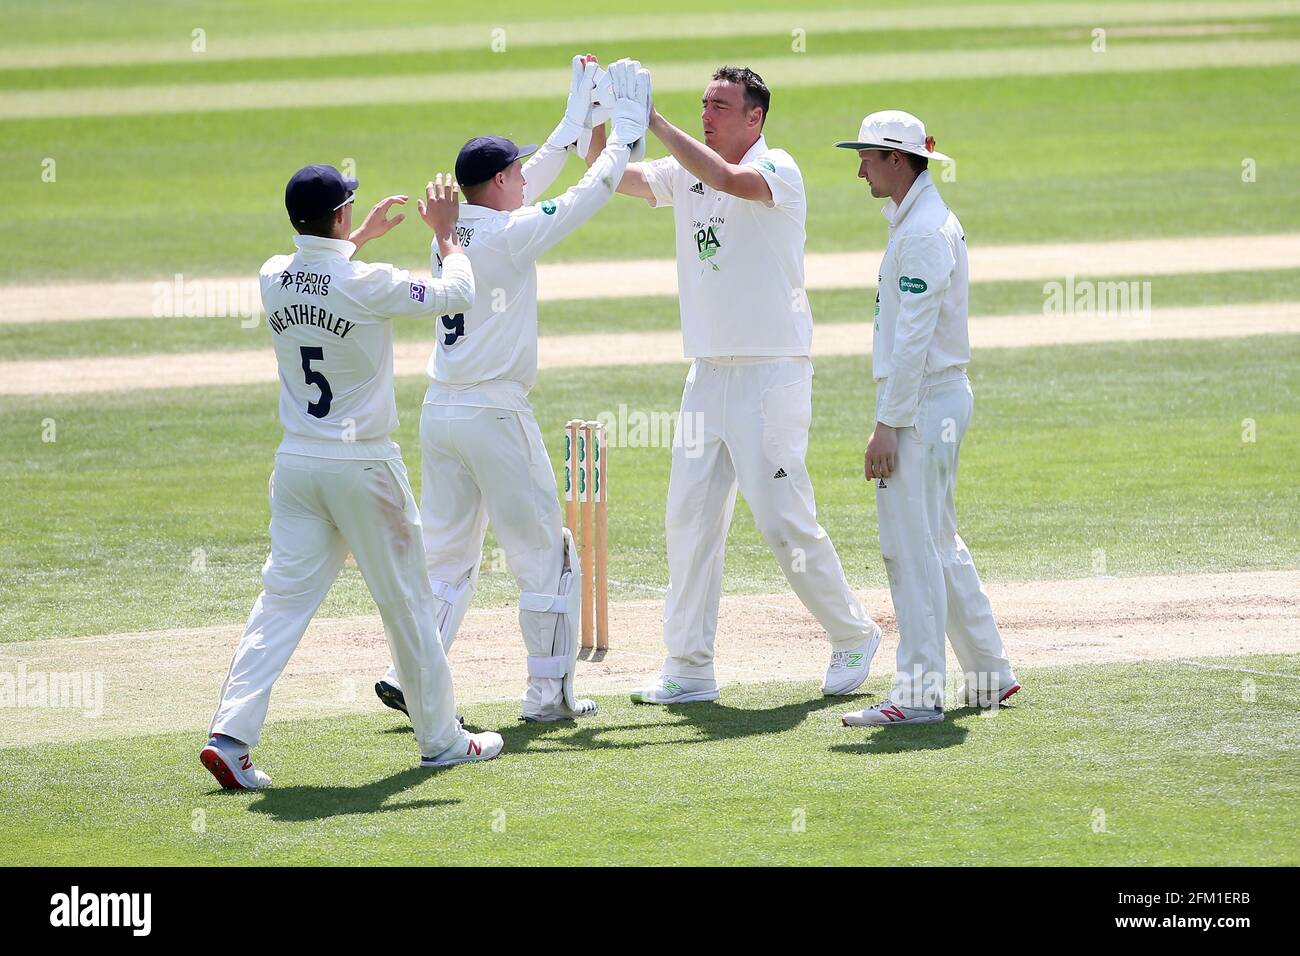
[441, 313, 465, 347]
[299, 346, 333, 418]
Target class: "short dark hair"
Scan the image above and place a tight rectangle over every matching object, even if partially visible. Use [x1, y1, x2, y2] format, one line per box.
[295, 210, 338, 238]
[878, 149, 928, 174]
[711, 66, 770, 126]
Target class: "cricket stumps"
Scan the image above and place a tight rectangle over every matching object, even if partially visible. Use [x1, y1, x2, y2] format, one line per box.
[564, 419, 609, 650]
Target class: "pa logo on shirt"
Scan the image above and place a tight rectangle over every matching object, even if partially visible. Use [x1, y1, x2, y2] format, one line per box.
[409, 281, 426, 303]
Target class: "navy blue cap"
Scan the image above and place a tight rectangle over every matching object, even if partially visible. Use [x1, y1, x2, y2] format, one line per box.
[455, 136, 538, 188]
[285, 164, 359, 224]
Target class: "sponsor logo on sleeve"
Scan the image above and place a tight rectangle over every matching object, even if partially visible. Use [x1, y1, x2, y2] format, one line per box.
[409, 281, 426, 303]
[756, 158, 776, 172]
[540, 200, 557, 215]
[899, 276, 928, 294]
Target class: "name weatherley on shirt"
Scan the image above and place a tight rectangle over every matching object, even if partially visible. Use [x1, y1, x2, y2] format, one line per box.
[266, 301, 355, 338]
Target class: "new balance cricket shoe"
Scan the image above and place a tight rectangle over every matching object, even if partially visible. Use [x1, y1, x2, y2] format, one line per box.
[956, 680, 1022, 709]
[842, 699, 944, 727]
[375, 680, 464, 726]
[821, 625, 883, 696]
[420, 729, 504, 768]
[630, 675, 720, 705]
[200, 736, 272, 790]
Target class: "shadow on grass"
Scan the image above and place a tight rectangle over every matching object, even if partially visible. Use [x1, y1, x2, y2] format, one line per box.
[830, 707, 984, 755]
[243, 766, 459, 822]
[493, 694, 853, 753]
[373, 692, 937, 756]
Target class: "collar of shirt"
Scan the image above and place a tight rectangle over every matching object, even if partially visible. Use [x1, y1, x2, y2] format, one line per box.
[292, 234, 357, 261]
[459, 203, 506, 221]
[739, 135, 768, 165]
[880, 169, 935, 230]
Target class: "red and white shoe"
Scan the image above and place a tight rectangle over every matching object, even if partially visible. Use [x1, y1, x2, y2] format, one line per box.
[956, 681, 1022, 709]
[420, 729, 504, 768]
[200, 736, 272, 790]
[842, 699, 945, 727]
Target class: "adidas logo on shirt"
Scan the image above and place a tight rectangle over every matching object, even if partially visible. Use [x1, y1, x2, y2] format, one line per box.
[689, 181, 705, 195]
[773, 467, 787, 479]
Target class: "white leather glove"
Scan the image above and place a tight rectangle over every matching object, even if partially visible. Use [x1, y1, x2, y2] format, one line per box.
[590, 66, 614, 127]
[548, 54, 599, 148]
[607, 58, 650, 159]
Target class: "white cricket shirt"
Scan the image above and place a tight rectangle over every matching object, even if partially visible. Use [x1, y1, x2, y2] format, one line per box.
[259, 234, 474, 458]
[641, 135, 812, 358]
[872, 170, 970, 428]
[424, 141, 630, 411]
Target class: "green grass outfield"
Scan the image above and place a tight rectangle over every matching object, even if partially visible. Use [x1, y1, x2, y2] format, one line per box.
[5, 2, 1300, 281]
[3, 656, 1298, 866]
[5, 0, 1299, 868]
[8, 270, 1300, 360]
[2, 335, 1296, 642]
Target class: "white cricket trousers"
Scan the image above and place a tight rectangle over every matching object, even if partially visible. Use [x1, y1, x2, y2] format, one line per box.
[663, 357, 877, 679]
[210, 453, 461, 758]
[419, 403, 564, 601]
[875, 372, 1015, 708]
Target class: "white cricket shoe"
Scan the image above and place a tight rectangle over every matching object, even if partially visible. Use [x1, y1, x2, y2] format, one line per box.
[420, 729, 504, 768]
[200, 736, 272, 790]
[821, 625, 883, 695]
[842, 699, 944, 727]
[956, 680, 1022, 709]
[630, 675, 720, 705]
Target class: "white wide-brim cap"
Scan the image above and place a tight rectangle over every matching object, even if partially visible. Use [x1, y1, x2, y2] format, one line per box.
[834, 109, 951, 162]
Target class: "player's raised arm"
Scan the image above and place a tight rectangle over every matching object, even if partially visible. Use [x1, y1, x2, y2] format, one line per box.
[418, 175, 475, 312]
[614, 157, 656, 200]
[350, 175, 475, 319]
[347, 193, 408, 256]
[521, 54, 601, 205]
[647, 108, 771, 202]
[505, 59, 651, 263]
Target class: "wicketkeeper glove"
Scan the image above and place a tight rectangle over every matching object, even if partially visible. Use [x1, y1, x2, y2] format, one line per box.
[548, 55, 600, 149]
[607, 58, 650, 161]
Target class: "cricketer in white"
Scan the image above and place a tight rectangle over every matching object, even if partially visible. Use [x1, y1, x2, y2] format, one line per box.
[611, 66, 883, 704]
[836, 111, 1019, 727]
[376, 56, 652, 722]
[204, 168, 502, 790]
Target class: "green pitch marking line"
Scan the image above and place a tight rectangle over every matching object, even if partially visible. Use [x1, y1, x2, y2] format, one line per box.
[6, 39, 1300, 119]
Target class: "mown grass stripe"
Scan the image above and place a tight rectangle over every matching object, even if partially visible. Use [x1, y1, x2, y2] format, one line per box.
[3, 1, 1294, 69]
[6, 39, 1300, 119]
[2, 302, 1296, 397]
[4, 234, 1297, 325]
